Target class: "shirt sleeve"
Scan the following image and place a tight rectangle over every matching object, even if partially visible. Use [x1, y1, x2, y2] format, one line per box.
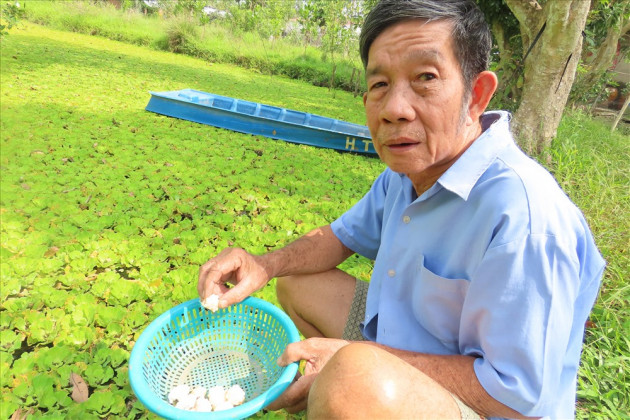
[330, 169, 391, 260]
[460, 233, 605, 416]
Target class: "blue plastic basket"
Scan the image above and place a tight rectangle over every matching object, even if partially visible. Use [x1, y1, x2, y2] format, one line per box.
[129, 297, 300, 419]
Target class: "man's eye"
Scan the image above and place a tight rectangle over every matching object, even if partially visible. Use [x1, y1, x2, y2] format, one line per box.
[418, 73, 436, 81]
[370, 81, 387, 90]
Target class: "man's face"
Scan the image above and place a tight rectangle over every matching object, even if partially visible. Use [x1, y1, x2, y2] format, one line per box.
[364, 19, 477, 190]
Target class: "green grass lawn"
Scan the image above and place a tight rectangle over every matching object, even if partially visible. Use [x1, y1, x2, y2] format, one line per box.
[1, 23, 628, 419]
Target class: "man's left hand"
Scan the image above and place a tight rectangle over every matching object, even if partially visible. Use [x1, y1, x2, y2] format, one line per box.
[265, 338, 349, 413]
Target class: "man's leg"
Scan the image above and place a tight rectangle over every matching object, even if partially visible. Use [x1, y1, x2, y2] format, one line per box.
[276, 269, 357, 339]
[277, 275, 478, 419]
[307, 343, 464, 419]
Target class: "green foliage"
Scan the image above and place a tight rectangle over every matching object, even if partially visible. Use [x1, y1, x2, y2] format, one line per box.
[0, 1, 25, 37]
[476, 0, 523, 111]
[297, 0, 325, 50]
[318, 1, 362, 63]
[570, 0, 630, 105]
[584, 0, 628, 47]
[173, 0, 206, 16]
[163, 15, 201, 54]
[551, 111, 629, 418]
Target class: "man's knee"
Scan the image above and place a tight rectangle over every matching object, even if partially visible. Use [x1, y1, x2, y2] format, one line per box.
[307, 343, 461, 419]
[308, 343, 398, 418]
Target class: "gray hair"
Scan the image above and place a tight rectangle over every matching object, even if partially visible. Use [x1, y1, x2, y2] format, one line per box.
[359, 0, 492, 91]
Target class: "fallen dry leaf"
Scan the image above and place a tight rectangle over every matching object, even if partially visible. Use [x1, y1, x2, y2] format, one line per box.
[10, 408, 33, 420]
[70, 372, 89, 403]
[10, 408, 24, 420]
[44, 246, 59, 258]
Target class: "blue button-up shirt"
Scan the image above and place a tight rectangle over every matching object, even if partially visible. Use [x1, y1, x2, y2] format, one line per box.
[331, 111, 605, 419]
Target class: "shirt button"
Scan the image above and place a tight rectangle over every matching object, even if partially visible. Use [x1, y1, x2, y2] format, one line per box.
[403, 215, 411, 224]
[388, 269, 396, 277]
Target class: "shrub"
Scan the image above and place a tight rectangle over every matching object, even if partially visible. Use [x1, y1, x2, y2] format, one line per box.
[165, 16, 200, 55]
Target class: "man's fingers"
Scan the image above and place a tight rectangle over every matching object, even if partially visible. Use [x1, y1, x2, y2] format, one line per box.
[198, 262, 225, 298]
[217, 285, 248, 308]
[198, 249, 242, 298]
[283, 399, 308, 414]
[277, 341, 311, 367]
[197, 248, 271, 307]
[265, 373, 314, 412]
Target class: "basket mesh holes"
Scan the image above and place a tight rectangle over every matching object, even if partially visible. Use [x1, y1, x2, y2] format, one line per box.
[140, 300, 294, 406]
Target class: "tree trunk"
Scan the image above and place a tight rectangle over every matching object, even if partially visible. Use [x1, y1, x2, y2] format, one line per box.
[574, 4, 629, 99]
[505, 0, 591, 155]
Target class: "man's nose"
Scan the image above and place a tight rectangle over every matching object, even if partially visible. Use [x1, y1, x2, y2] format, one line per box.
[380, 85, 415, 123]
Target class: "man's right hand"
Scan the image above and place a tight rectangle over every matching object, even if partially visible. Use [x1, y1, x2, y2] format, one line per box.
[198, 225, 352, 310]
[197, 248, 273, 309]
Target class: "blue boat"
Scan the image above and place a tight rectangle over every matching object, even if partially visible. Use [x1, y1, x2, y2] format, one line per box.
[145, 89, 376, 155]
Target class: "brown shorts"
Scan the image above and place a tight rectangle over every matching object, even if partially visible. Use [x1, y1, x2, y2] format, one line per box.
[342, 278, 483, 420]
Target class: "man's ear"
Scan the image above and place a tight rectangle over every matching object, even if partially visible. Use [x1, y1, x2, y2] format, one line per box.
[466, 71, 498, 125]
[363, 91, 368, 107]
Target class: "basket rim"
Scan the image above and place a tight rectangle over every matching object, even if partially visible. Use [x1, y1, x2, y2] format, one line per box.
[128, 296, 300, 420]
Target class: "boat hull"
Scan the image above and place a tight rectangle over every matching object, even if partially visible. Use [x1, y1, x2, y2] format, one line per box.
[145, 89, 376, 155]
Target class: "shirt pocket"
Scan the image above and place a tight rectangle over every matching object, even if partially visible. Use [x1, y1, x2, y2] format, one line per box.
[412, 255, 470, 351]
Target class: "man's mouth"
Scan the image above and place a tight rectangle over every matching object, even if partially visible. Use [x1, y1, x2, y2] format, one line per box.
[384, 138, 420, 152]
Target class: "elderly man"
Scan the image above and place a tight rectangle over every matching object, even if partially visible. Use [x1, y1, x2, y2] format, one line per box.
[198, 0, 605, 418]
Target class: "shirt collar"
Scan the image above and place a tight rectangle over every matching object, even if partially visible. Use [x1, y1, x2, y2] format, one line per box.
[436, 111, 514, 200]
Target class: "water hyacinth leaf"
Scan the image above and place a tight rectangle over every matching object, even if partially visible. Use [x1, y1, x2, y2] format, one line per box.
[0, 329, 23, 352]
[94, 305, 125, 328]
[57, 272, 88, 290]
[9, 258, 38, 276]
[104, 323, 124, 338]
[70, 294, 97, 326]
[37, 287, 68, 309]
[23, 244, 50, 259]
[0, 351, 12, 379]
[82, 391, 115, 417]
[166, 267, 196, 287]
[69, 258, 97, 275]
[94, 249, 119, 268]
[37, 257, 65, 275]
[1, 392, 21, 420]
[95, 345, 128, 369]
[124, 304, 149, 329]
[13, 379, 33, 400]
[169, 243, 187, 258]
[108, 280, 148, 307]
[57, 326, 97, 349]
[83, 363, 115, 386]
[0, 276, 21, 300]
[35, 345, 74, 370]
[24, 311, 56, 345]
[0, 246, 14, 261]
[107, 389, 128, 415]
[138, 261, 169, 282]
[32, 375, 58, 409]
[113, 366, 129, 387]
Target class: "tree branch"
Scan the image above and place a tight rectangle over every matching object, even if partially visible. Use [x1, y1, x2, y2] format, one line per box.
[505, 0, 544, 45]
